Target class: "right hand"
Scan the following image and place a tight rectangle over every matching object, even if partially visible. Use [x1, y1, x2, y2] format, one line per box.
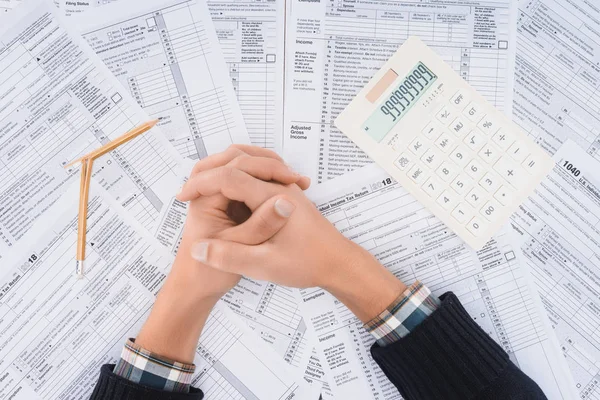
[177, 159, 406, 322]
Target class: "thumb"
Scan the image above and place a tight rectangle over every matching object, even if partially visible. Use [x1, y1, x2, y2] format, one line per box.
[189, 239, 274, 281]
[218, 195, 295, 245]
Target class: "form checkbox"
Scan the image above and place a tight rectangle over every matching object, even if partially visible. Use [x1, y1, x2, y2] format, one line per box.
[111, 93, 122, 103]
[266, 54, 276, 63]
[504, 251, 516, 261]
[146, 17, 157, 28]
[498, 40, 508, 49]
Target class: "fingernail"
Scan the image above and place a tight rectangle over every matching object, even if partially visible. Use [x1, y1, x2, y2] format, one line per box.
[191, 242, 209, 263]
[176, 186, 182, 197]
[274, 198, 295, 218]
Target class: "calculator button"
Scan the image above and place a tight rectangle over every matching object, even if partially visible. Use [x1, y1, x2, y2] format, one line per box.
[479, 172, 501, 193]
[450, 90, 470, 109]
[507, 140, 529, 163]
[421, 148, 443, 169]
[466, 217, 486, 237]
[463, 102, 483, 123]
[435, 132, 454, 153]
[464, 130, 486, 152]
[477, 114, 501, 136]
[466, 186, 485, 208]
[422, 121, 443, 140]
[436, 162, 458, 182]
[494, 185, 514, 206]
[449, 145, 470, 167]
[451, 203, 472, 224]
[394, 153, 414, 171]
[437, 190, 458, 210]
[408, 138, 427, 156]
[522, 153, 545, 175]
[478, 144, 501, 164]
[436, 106, 454, 125]
[465, 159, 485, 180]
[494, 157, 527, 188]
[408, 164, 428, 184]
[422, 177, 443, 198]
[480, 200, 501, 222]
[492, 129, 515, 150]
[449, 117, 468, 137]
[451, 175, 472, 195]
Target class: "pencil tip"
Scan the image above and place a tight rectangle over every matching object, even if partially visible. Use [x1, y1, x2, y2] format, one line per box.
[64, 157, 83, 169]
[76, 260, 84, 278]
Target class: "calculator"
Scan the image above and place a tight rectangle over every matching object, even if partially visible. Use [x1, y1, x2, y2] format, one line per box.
[334, 36, 554, 249]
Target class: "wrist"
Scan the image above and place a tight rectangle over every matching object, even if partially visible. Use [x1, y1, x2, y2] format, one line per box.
[136, 274, 218, 363]
[324, 242, 406, 322]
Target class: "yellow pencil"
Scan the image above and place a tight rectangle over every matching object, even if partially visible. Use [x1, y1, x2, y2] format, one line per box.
[64, 119, 159, 169]
[76, 157, 93, 278]
[69, 119, 158, 277]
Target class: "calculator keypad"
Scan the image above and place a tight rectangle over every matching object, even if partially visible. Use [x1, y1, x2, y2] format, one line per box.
[383, 87, 553, 247]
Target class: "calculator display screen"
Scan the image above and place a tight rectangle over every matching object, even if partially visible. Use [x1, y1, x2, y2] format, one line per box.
[362, 62, 437, 142]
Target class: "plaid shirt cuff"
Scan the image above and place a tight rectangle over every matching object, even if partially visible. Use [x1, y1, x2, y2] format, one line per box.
[365, 281, 440, 346]
[113, 339, 195, 393]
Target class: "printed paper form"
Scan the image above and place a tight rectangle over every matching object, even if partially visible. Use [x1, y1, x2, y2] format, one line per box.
[62, 0, 283, 150]
[511, 140, 600, 398]
[282, 0, 518, 184]
[0, 183, 316, 399]
[514, 0, 600, 159]
[0, 0, 183, 259]
[208, 0, 284, 149]
[297, 163, 576, 400]
[151, 169, 316, 383]
[74, 0, 251, 160]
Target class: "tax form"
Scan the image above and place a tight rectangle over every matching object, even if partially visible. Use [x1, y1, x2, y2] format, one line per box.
[514, 0, 600, 158]
[0, 0, 182, 258]
[152, 170, 316, 382]
[60, 0, 282, 150]
[511, 140, 600, 398]
[0, 183, 315, 399]
[74, 0, 251, 160]
[208, 0, 285, 149]
[298, 163, 576, 399]
[283, 0, 518, 183]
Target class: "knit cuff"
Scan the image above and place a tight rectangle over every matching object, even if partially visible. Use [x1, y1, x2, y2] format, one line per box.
[370, 292, 511, 399]
[90, 364, 203, 400]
